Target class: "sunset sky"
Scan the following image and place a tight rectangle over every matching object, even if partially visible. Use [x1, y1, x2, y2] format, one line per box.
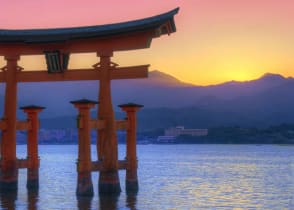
[0, 0, 293, 85]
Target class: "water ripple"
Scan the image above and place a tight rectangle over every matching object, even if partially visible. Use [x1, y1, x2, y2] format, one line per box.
[0, 144, 292, 209]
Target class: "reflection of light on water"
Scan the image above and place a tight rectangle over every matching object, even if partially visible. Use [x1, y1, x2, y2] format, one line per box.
[138, 145, 294, 209]
[186, 163, 262, 208]
[1, 144, 293, 209]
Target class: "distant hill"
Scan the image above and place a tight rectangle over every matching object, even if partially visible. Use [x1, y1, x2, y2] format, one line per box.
[144, 70, 193, 87]
[0, 70, 294, 129]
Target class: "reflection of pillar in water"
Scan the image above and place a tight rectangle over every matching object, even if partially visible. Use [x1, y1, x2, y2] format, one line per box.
[77, 197, 92, 210]
[99, 195, 118, 210]
[27, 190, 39, 210]
[126, 193, 137, 210]
[0, 191, 17, 210]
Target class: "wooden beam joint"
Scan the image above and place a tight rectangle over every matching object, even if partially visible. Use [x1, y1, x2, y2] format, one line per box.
[116, 120, 128, 130]
[118, 160, 128, 170]
[17, 159, 29, 169]
[91, 161, 102, 171]
[0, 120, 31, 130]
[16, 120, 32, 130]
[90, 119, 105, 130]
[0, 120, 7, 130]
[0, 64, 149, 83]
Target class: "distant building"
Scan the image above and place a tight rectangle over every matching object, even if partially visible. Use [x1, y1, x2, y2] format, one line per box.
[165, 126, 208, 137]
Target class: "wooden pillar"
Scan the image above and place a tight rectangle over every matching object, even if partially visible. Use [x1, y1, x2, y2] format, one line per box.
[118, 103, 143, 194]
[71, 99, 97, 197]
[97, 52, 121, 195]
[0, 55, 19, 191]
[20, 105, 45, 190]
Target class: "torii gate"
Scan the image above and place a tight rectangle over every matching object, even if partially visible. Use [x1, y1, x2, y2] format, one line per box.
[0, 8, 179, 196]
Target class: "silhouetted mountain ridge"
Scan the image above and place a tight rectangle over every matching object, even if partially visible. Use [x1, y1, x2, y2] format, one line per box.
[0, 70, 293, 129]
[147, 70, 193, 87]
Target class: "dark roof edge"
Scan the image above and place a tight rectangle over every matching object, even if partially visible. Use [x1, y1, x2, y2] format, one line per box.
[0, 7, 179, 43]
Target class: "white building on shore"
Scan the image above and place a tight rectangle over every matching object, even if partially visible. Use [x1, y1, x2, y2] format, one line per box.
[157, 126, 208, 143]
[165, 126, 208, 137]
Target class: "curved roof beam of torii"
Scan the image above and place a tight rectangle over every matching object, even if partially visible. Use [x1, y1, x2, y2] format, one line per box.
[0, 8, 179, 55]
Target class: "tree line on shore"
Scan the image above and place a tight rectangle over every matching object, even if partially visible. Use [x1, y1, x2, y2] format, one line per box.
[141, 123, 294, 144]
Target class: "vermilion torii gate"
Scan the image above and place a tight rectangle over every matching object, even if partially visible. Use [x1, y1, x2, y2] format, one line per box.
[0, 8, 178, 195]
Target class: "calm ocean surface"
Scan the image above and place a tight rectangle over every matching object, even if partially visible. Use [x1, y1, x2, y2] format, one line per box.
[2, 144, 294, 209]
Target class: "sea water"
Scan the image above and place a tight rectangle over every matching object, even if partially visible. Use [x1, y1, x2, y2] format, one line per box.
[1, 144, 293, 209]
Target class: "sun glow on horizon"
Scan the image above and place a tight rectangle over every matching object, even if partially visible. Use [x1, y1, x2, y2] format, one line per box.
[0, 52, 293, 86]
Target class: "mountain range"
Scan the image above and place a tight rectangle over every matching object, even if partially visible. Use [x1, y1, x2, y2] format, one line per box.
[0, 70, 293, 130]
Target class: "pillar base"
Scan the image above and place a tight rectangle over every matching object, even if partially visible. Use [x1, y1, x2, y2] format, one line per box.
[99, 182, 121, 195]
[27, 168, 39, 190]
[76, 172, 94, 197]
[99, 171, 121, 195]
[99, 194, 119, 209]
[76, 186, 94, 197]
[77, 196, 93, 209]
[26, 179, 39, 190]
[126, 180, 138, 194]
[0, 161, 18, 192]
[0, 180, 18, 192]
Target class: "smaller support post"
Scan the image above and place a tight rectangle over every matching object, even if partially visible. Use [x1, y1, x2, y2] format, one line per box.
[71, 99, 98, 197]
[118, 103, 143, 194]
[20, 105, 45, 190]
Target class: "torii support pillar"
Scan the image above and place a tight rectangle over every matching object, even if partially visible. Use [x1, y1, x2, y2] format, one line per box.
[20, 105, 45, 190]
[97, 53, 121, 195]
[118, 103, 143, 194]
[71, 99, 97, 197]
[0, 55, 20, 191]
